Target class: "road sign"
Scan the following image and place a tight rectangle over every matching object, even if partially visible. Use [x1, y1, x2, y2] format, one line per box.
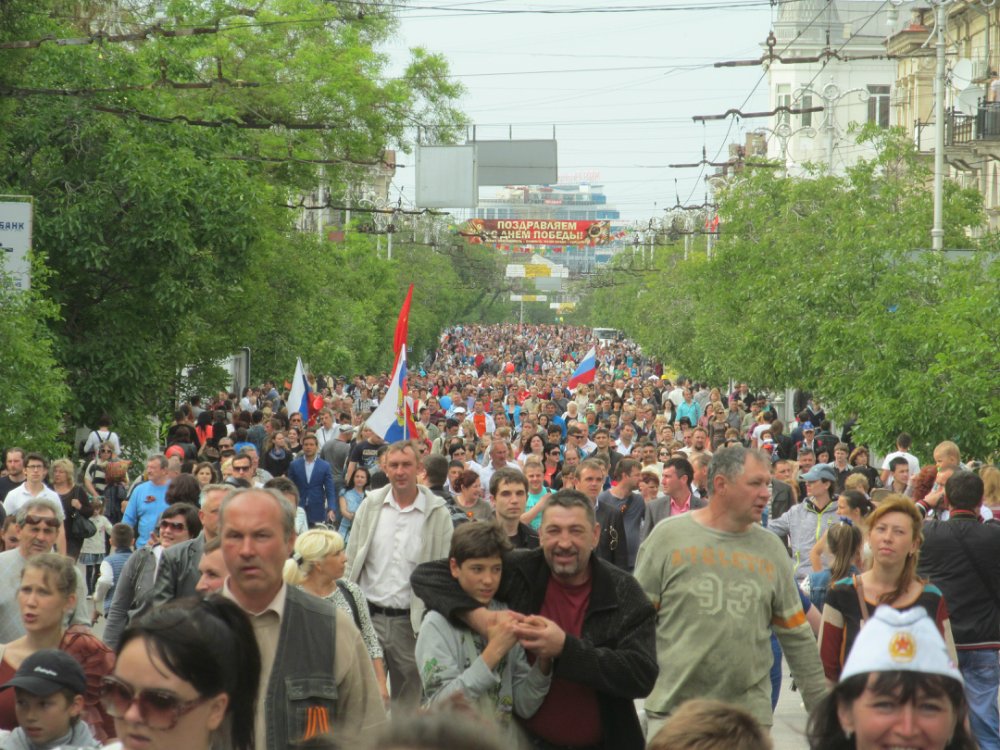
[0, 200, 32, 290]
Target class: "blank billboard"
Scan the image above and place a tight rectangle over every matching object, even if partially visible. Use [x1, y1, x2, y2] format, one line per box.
[415, 145, 477, 208]
[474, 140, 558, 186]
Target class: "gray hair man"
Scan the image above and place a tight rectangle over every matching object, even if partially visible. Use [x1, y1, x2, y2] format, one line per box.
[0, 498, 90, 641]
[634, 445, 827, 737]
[220, 488, 385, 750]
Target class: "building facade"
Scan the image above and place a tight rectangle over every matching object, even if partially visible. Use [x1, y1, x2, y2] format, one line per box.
[765, 0, 897, 173]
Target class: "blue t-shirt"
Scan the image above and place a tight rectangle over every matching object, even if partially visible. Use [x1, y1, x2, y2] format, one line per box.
[122, 480, 171, 547]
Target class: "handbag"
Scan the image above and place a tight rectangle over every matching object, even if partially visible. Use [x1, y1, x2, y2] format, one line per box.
[68, 512, 97, 540]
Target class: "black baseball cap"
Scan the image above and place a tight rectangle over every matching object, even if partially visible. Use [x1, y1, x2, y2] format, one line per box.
[0, 649, 86, 696]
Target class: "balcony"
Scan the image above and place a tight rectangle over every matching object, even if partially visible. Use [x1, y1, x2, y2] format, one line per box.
[946, 103, 1000, 146]
[976, 102, 1000, 140]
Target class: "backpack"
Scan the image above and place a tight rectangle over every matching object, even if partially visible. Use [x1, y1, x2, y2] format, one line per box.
[79, 429, 111, 461]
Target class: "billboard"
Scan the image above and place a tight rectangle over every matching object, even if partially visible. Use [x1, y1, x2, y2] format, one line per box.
[0, 201, 32, 290]
[474, 140, 557, 186]
[459, 219, 611, 246]
[415, 145, 477, 209]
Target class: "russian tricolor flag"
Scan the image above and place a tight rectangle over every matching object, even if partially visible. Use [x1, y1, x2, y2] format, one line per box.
[367, 344, 417, 442]
[367, 285, 420, 443]
[567, 346, 597, 391]
[287, 357, 311, 422]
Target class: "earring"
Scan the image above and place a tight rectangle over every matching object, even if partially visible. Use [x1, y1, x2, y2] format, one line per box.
[844, 729, 853, 740]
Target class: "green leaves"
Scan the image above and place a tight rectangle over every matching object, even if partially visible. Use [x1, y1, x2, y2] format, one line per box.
[577, 128, 1000, 460]
[0, 0, 472, 450]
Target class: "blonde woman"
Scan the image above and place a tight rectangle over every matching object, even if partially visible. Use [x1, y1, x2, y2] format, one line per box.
[49, 458, 94, 561]
[981, 465, 1000, 516]
[282, 528, 389, 705]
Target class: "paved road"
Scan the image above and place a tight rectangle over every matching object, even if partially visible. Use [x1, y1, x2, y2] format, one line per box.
[771, 659, 812, 750]
[638, 659, 812, 749]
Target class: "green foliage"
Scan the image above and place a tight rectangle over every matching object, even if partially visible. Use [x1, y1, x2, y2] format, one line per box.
[0, 271, 70, 455]
[0, 0, 480, 451]
[575, 128, 1000, 459]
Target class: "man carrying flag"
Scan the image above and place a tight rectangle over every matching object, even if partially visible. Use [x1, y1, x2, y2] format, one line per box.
[344, 284, 454, 712]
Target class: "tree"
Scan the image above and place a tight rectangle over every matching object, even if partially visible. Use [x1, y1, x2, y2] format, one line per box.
[0, 0, 470, 449]
[0, 271, 70, 455]
[575, 127, 1000, 459]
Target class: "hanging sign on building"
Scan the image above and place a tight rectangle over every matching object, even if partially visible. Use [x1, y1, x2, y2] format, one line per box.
[458, 219, 611, 246]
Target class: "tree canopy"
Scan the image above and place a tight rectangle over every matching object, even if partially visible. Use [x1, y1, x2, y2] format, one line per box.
[574, 128, 1000, 461]
[0, 0, 503, 452]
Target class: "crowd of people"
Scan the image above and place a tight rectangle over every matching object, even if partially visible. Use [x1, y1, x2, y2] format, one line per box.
[0, 322, 997, 750]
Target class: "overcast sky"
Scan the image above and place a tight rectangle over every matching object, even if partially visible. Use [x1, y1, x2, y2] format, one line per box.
[384, 0, 775, 222]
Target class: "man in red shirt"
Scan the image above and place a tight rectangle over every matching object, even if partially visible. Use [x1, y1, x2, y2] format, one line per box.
[411, 491, 656, 750]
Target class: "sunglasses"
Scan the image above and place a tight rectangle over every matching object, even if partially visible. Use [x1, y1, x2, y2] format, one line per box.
[232, 465, 252, 472]
[159, 520, 187, 532]
[22, 515, 60, 529]
[100, 676, 208, 730]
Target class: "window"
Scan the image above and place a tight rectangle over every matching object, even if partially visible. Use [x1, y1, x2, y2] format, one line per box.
[801, 94, 813, 128]
[776, 84, 791, 126]
[867, 85, 890, 127]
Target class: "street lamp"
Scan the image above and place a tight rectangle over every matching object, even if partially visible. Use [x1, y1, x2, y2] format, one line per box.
[793, 79, 868, 171]
[756, 121, 818, 174]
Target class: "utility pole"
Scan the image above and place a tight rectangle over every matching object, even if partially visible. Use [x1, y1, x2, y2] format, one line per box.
[932, 0, 946, 251]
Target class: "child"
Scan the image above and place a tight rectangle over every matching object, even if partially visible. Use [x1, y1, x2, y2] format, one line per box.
[807, 521, 863, 611]
[77, 499, 114, 596]
[0, 649, 97, 749]
[92, 524, 135, 623]
[414, 522, 550, 737]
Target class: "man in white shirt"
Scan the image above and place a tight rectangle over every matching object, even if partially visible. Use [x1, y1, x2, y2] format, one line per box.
[476, 440, 520, 503]
[617, 423, 637, 456]
[344, 441, 453, 711]
[880, 431, 921, 486]
[3, 453, 60, 517]
[314, 409, 339, 449]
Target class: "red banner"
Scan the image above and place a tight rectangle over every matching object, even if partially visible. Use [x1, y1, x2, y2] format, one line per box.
[458, 219, 612, 246]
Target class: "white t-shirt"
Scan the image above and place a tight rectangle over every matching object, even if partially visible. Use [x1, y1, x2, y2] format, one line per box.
[4, 485, 61, 516]
[881, 450, 920, 476]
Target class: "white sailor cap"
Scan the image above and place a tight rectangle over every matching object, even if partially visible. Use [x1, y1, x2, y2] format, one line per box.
[840, 605, 962, 685]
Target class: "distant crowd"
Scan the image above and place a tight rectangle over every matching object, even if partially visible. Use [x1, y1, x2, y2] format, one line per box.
[0, 322, 995, 750]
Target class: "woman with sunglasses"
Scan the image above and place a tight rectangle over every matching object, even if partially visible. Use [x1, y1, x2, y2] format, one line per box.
[103, 504, 201, 651]
[105, 597, 260, 750]
[83, 441, 120, 506]
[0, 553, 115, 740]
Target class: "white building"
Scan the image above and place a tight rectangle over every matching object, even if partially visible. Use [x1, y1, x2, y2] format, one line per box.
[764, 0, 897, 173]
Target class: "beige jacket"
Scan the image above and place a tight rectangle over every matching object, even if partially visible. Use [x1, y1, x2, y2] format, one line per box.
[344, 483, 453, 633]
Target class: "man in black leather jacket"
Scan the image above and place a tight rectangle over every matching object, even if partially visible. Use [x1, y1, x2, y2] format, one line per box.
[411, 490, 656, 750]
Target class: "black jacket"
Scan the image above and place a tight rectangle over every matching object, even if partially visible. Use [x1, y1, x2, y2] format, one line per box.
[411, 550, 657, 750]
[918, 515, 1000, 648]
[770, 479, 796, 522]
[595, 500, 629, 570]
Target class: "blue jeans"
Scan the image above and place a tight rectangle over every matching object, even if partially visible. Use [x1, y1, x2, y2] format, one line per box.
[770, 633, 782, 711]
[959, 649, 1000, 750]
